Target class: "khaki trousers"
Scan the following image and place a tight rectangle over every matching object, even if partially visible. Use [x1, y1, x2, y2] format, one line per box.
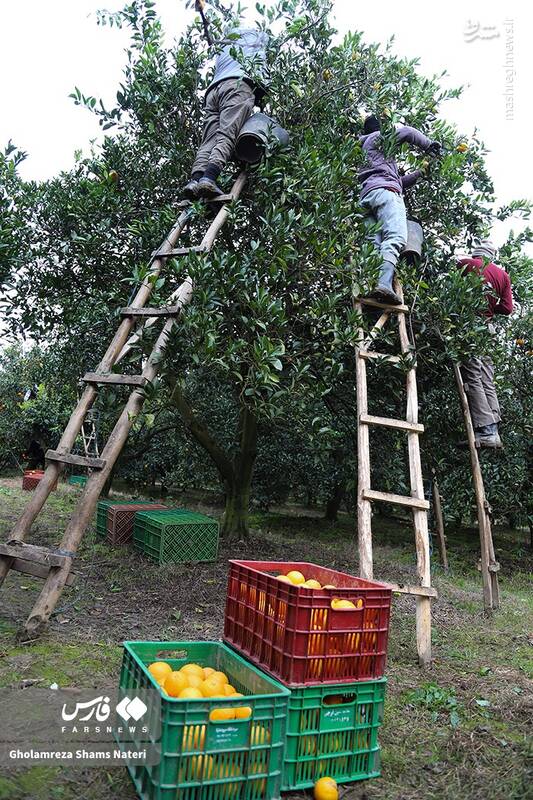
[460, 356, 501, 428]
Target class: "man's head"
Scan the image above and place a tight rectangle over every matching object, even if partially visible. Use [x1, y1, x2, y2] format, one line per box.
[363, 115, 381, 135]
[472, 240, 497, 262]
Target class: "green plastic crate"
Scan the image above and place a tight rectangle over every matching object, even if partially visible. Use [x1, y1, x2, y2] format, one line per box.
[117, 640, 291, 800]
[68, 475, 87, 487]
[133, 509, 219, 564]
[281, 678, 386, 791]
[95, 500, 154, 537]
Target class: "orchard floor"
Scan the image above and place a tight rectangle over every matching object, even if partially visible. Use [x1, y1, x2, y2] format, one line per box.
[0, 477, 531, 800]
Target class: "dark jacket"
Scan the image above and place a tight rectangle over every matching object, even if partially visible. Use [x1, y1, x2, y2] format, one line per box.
[358, 126, 432, 199]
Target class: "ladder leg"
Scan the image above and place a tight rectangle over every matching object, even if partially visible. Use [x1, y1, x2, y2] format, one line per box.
[355, 303, 373, 579]
[432, 476, 449, 572]
[453, 364, 497, 612]
[23, 292, 192, 636]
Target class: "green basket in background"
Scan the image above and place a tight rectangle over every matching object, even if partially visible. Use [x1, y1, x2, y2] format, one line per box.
[117, 640, 290, 800]
[281, 678, 386, 791]
[68, 474, 87, 487]
[133, 509, 219, 564]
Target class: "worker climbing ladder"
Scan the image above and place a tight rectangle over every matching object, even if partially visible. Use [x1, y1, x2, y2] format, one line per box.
[354, 279, 436, 668]
[0, 171, 247, 638]
[454, 364, 500, 612]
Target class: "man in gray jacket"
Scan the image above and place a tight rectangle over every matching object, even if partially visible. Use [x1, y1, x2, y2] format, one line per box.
[359, 116, 440, 304]
[182, 25, 269, 200]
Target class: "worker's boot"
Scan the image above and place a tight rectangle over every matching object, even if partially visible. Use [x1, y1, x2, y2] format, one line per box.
[181, 178, 200, 200]
[197, 176, 224, 199]
[365, 261, 402, 305]
[475, 423, 502, 449]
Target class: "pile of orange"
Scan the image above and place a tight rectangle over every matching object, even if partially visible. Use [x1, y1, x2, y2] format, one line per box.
[147, 661, 249, 708]
[276, 570, 360, 610]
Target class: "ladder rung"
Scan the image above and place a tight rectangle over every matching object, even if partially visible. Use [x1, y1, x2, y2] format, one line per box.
[156, 246, 206, 258]
[10, 557, 76, 585]
[363, 488, 430, 510]
[46, 450, 106, 470]
[0, 542, 68, 568]
[385, 582, 438, 599]
[358, 351, 401, 364]
[120, 305, 181, 317]
[82, 372, 147, 388]
[356, 297, 409, 313]
[360, 414, 424, 434]
[207, 193, 236, 204]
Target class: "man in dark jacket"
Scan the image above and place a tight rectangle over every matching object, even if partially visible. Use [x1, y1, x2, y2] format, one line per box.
[458, 240, 513, 448]
[359, 115, 440, 304]
[182, 24, 269, 200]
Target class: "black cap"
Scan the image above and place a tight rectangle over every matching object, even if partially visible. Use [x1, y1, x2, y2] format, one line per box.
[363, 115, 381, 134]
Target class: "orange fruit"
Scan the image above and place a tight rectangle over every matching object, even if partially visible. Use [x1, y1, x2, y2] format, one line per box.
[223, 684, 237, 696]
[180, 663, 205, 679]
[456, 142, 468, 153]
[234, 705, 252, 719]
[276, 574, 293, 584]
[164, 671, 189, 697]
[179, 753, 214, 781]
[322, 584, 336, 589]
[210, 671, 229, 685]
[251, 724, 270, 745]
[249, 762, 266, 794]
[178, 687, 203, 699]
[301, 579, 322, 589]
[331, 598, 356, 610]
[186, 674, 205, 691]
[182, 724, 206, 750]
[148, 661, 172, 684]
[201, 675, 226, 697]
[314, 776, 339, 800]
[286, 570, 306, 585]
[203, 666, 215, 679]
[209, 707, 235, 721]
[232, 692, 244, 698]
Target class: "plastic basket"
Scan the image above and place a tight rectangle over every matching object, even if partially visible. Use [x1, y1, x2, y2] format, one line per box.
[106, 503, 167, 546]
[224, 561, 391, 686]
[96, 500, 142, 537]
[22, 470, 56, 492]
[68, 475, 87, 487]
[133, 510, 219, 564]
[281, 678, 386, 790]
[117, 640, 290, 800]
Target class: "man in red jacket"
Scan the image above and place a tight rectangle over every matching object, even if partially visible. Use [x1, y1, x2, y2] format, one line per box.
[458, 240, 513, 448]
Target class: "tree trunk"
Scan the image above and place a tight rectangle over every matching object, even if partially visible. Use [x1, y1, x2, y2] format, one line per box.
[222, 482, 252, 538]
[221, 406, 257, 538]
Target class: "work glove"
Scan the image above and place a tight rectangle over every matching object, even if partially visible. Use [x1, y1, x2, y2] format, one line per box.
[427, 141, 441, 156]
[195, 0, 206, 10]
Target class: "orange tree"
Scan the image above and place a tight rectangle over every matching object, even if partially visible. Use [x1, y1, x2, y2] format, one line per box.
[1, 0, 531, 536]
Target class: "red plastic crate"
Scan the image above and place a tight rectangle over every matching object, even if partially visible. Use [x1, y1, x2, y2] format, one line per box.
[106, 503, 167, 545]
[224, 561, 392, 686]
[22, 470, 57, 491]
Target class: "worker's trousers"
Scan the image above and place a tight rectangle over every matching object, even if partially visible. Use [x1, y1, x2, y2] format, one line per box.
[191, 79, 255, 174]
[460, 356, 501, 429]
[361, 188, 408, 267]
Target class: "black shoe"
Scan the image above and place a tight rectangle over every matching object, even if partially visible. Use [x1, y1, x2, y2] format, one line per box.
[182, 179, 199, 200]
[197, 176, 224, 199]
[366, 284, 402, 305]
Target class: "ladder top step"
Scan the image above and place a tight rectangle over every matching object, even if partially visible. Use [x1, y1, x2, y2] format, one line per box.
[356, 297, 409, 313]
[82, 372, 147, 388]
[46, 450, 106, 470]
[0, 541, 69, 568]
[360, 414, 424, 434]
[120, 305, 181, 317]
[363, 488, 430, 511]
[385, 581, 438, 599]
[156, 246, 206, 258]
[358, 351, 402, 364]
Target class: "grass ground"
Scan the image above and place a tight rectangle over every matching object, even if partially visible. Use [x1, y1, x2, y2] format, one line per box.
[0, 476, 531, 800]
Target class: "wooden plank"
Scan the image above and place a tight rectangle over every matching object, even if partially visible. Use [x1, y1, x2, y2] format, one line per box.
[432, 476, 449, 572]
[358, 351, 401, 364]
[386, 582, 438, 599]
[11, 558, 76, 586]
[360, 414, 424, 434]
[45, 451, 106, 470]
[0, 542, 67, 568]
[207, 193, 236, 204]
[82, 373, 147, 387]
[357, 297, 409, 313]
[120, 306, 181, 317]
[453, 363, 497, 612]
[363, 488, 430, 510]
[162, 246, 206, 257]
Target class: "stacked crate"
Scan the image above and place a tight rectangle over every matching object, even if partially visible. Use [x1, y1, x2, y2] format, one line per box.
[223, 560, 392, 791]
[22, 469, 57, 491]
[133, 509, 219, 564]
[96, 499, 143, 538]
[107, 503, 167, 546]
[68, 474, 87, 487]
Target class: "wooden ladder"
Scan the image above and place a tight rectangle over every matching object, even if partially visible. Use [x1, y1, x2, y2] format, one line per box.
[0, 172, 247, 638]
[453, 364, 500, 612]
[354, 280, 436, 667]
